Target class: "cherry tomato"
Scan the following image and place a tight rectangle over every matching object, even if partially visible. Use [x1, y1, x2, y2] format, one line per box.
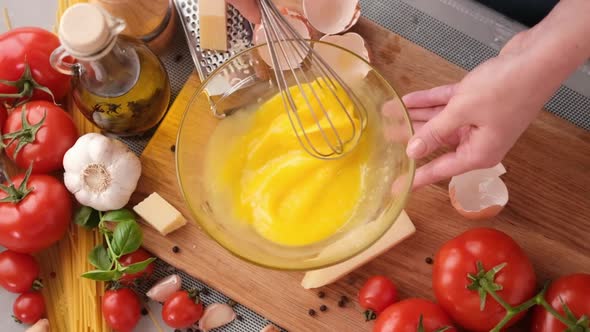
[0, 27, 71, 104]
[373, 298, 457, 332]
[432, 228, 536, 332]
[0, 170, 72, 253]
[119, 248, 155, 284]
[162, 290, 204, 329]
[359, 276, 398, 318]
[13, 291, 46, 325]
[0, 250, 40, 293]
[102, 288, 141, 332]
[0, 104, 6, 130]
[531, 274, 590, 332]
[3, 101, 78, 174]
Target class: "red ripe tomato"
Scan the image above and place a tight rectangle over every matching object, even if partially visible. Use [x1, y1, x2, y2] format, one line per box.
[102, 288, 141, 332]
[0, 170, 72, 253]
[119, 248, 155, 284]
[162, 290, 204, 328]
[0, 27, 71, 104]
[432, 228, 536, 331]
[2, 101, 78, 174]
[0, 250, 40, 293]
[373, 298, 457, 332]
[531, 274, 590, 332]
[359, 276, 398, 318]
[13, 291, 46, 325]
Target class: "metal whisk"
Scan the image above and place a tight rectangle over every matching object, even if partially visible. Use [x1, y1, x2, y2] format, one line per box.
[259, 0, 368, 159]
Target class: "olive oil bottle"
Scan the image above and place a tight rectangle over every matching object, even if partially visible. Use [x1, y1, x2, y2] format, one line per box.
[51, 3, 170, 136]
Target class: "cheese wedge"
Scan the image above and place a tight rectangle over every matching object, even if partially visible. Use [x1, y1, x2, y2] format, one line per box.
[133, 193, 187, 235]
[301, 210, 415, 289]
[199, 0, 228, 51]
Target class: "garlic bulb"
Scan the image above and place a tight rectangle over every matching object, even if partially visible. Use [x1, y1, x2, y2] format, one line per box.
[63, 133, 142, 211]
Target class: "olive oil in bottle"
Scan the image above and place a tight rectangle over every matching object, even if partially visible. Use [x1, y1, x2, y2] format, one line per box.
[51, 3, 170, 136]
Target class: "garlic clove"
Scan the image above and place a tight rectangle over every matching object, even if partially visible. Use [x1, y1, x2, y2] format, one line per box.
[25, 319, 50, 332]
[198, 303, 237, 332]
[146, 274, 182, 303]
[449, 163, 509, 220]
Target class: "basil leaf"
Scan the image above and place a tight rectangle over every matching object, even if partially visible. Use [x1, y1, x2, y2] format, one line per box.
[111, 220, 142, 256]
[88, 245, 112, 270]
[102, 209, 135, 223]
[75, 206, 101, 229]
[81, 269, 120, 281]
[121, 257, 156, 274]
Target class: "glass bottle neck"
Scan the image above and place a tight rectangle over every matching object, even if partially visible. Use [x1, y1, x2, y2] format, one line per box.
[76, 37, 141, 98]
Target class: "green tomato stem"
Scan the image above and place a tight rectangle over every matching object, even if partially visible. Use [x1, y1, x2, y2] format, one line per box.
[537, 297, 577, 328]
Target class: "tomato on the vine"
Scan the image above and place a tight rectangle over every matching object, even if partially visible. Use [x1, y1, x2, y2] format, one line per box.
[373, 298, 457, 332]
[102, 288, 141, 332]
[0, 250, 40, 293]
[2, 101, 78, 174]
[162, 290, 204, 329]
[432, 228, 536, 332]
[0, 27, 71, 104]
[359, 275, 398, 319]
[0, 168, 72, 253]
[13, 291, 46, 325]
[119, 248, 155, 284]
[531, 273, 590, 332]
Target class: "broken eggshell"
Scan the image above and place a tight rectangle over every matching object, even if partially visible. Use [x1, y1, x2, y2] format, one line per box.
[449, 163, 509, 220]
[303, 0, 361, 35]
[314, 33, 371, 85]
[255, 7, 312, 70]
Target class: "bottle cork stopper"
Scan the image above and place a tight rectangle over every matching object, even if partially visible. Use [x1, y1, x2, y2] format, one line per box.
[58, 3, 111, 56]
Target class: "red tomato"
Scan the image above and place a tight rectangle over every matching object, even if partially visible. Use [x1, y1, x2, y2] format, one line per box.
[359, 276, 398, 317]
[119, 248, 155, 284]
[3, 101, 78, 174]
[0, 104, 6, 130]
[0, 250, 40, 293]
[102, 288, 141, 332]
[432, 228, 536, 331]
[162, 290, 204, 328]
[373, 298, 457, 332]
[0, 170, 72, 253]
[13, 291, 46, 325]
[0, 27, 71, 104]
[531, 274, 590, 332]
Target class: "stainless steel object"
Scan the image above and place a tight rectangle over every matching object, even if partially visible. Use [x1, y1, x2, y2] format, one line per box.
[259, 0, 367, 159]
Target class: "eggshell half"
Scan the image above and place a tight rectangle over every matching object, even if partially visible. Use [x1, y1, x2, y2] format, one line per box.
[303, 0, 361, 35]
[314, 33, 371, 85]
[449, 163, 509, 220]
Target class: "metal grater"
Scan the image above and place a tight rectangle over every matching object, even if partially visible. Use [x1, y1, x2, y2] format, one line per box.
[173, 0, 255, 81]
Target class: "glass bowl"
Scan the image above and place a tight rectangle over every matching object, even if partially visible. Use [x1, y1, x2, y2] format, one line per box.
[176, 42, 414, 271]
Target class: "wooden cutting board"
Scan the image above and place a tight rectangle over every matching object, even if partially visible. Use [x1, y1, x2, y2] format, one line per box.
[123, 17, 590, 331]
[3, 16, 588, 332]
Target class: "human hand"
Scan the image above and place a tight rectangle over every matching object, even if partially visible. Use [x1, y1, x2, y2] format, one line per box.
[227, 0, 261, 23]
[401, 35, 556, 190]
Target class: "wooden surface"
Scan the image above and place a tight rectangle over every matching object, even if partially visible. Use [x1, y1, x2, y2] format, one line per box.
[3, 16, 589, 332]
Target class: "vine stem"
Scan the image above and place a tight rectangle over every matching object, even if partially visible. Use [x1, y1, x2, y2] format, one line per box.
[481, 280, 578, 331]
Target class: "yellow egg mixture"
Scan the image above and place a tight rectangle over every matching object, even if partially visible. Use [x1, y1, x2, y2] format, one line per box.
[204, 80, 377, 246]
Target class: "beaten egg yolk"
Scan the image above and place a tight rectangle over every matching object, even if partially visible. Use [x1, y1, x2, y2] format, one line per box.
[205, 80, 374, 246]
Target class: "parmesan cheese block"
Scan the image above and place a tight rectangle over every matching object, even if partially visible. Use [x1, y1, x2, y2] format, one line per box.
[133, 193, 187, 235]
[199, 0, 228, 51]
[301, 210, 415, 289]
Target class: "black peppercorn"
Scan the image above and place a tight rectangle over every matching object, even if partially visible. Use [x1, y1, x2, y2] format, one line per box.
[200, 287, 210, 296]
[308, 309, 316, 316]
[320, 304, 327, 312]
[340, 295, 349, 303]
[318, 291, 325, 298]
[172, 246, 180, 253]
[236, 314, 244, 321]
[425, 257, 434, 265]
[170, 145, 176, 152]
[338, 299, 346, 307]
[141, 308, 148, 316]
[174, 54, 183, 63]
